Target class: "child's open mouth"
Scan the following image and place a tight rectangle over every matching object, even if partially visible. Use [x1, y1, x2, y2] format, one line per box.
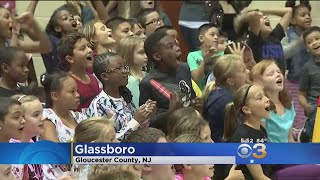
[313, 45, 320, 50]
[19, 127, 24, 131]
[72, 21, 77, 28]
[265, 105, 271, 111]
[87, 56, 92, 61]
[276, 78, 282, 85]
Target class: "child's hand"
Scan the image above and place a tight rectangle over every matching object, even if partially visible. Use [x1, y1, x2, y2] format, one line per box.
[227, 42, 246, 58]
[304, 103, 313, 116]
[203, 46, 217, 63]
[144, 99, 157, 117]
[134, 104, 150, 124]
[15, 12, 35, 33]
[225, 165, 245, 180]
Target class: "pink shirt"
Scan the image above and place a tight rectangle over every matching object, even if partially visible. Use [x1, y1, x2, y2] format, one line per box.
[175, 174, 211, 180]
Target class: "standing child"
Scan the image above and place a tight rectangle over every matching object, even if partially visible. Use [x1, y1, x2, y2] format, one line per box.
[282, 0, 312, 131]
[187, 23, 219, 91]
[0, 97, 24, 142]
[41, 6, 79, 73]
[10, 95, 44, 180]
[251, 60, 295, 142]
[203, 54, 248, 142]
[226, 84, 271, 180]
[40, 71, 87, 180]
[299, 26, 320, 139]
[117, 36, 147, 108]
[57, 32, 101, 112]
[0, 47, 31, 97]
[86, 52, 156, 140]
[234, 6, 293, 73]
[140, 31, 201, 128]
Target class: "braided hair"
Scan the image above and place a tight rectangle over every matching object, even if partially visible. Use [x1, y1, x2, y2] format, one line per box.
[93, 52, 133, 104]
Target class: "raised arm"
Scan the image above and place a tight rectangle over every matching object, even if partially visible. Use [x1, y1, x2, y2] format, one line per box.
[234, 8, 262, 36]
[16, 12, 52, 53]
[25, 0, 39, 16]
[92, 0, 117, 23]
[260, 7, 293, 32]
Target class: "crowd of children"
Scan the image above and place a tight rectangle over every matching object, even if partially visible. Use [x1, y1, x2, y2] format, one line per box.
[0, 0, 319, 179]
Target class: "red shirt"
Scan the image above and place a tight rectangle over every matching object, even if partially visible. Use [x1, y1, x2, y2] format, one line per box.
[71, 73, 101, 112]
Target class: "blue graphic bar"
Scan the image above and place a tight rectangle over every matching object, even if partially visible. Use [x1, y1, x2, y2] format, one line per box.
[1, 142, 320, 164]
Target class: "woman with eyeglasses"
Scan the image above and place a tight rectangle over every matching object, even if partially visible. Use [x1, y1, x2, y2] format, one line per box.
[86, 52, 157, 140]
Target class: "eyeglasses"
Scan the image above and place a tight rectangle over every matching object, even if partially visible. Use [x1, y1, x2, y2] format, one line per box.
[105, 65, 130, 73]
[145, 18, 163, 26]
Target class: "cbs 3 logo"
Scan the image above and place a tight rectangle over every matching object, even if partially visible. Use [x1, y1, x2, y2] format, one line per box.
[237, 144, 267, 159]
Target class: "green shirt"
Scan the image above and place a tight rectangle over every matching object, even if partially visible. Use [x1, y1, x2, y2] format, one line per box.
[187, 50, 224, 91]
[127, 75, 141, 108]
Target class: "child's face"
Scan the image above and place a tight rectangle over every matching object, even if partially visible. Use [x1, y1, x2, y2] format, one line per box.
[292, 7, 312, 30]
[94, 22, 116, 47]
[74, 15, 82, 30]
[146, 137, 175, 180]
[258, 12, 273, 36]
[0, 165, 13, 180]
[103, 55, 129, 87]
[133, 42, 148, 68]
[305, 31, 320, 58]
[0, 104, 25, 141]
[71, 38, 93, 68]
[54, 10, 78, 35]
[200, 125, 213, 143]
[244, 85, 270, 119]
[140, 0, 155, 9]
[243, 48, 255, 71]
[200, 27, 219, 51]
[166, 29, 179, 46]
[260, 63, 283, 92]
[4, 51, 29, 83]
[217, 36, 228, 52]
[0, 8, 12, 39]
[157, 35, 182, 70]
[188, 165, 214, 178]
[22, 100, 43, 138]
[229, 60, 247, 91]
[53, 77, 80, 110]
[145, 11, 164, 36]
[132, 23, 146, 39]
[113, 22, 133, 42]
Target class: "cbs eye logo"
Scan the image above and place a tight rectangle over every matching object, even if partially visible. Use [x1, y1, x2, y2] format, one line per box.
[237, 143, 267, 159]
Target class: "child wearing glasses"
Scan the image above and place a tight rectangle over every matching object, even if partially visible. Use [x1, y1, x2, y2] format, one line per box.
[137, 8, 165, 36]
[86, 52, 157, 140]
[57, 32, 101, 113]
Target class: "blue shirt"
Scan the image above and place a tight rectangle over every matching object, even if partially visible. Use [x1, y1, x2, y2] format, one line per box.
[262, 103, 296, 142]
[203, 86, 233, 142]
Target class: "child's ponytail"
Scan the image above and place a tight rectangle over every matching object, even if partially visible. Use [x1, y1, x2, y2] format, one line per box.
[119, 86, 133, 104]
[202, 81, 217, 103]
[223, 102, 239, 142]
